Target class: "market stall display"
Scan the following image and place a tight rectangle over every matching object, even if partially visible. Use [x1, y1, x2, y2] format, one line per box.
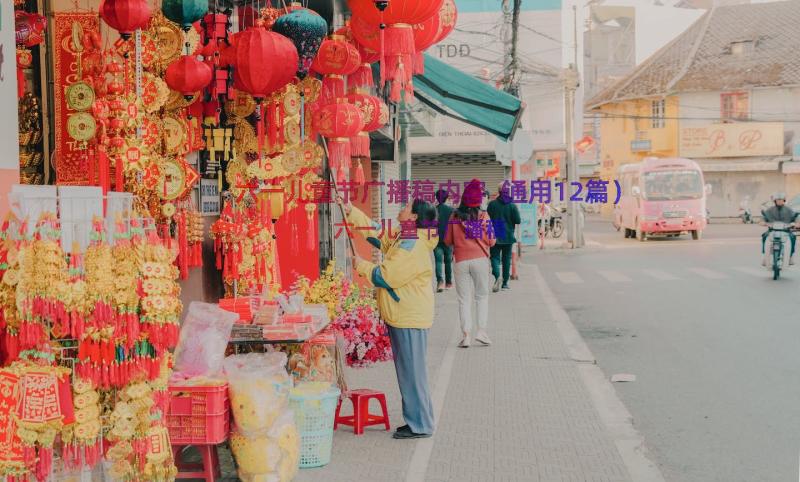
[5, 0, 459, 477]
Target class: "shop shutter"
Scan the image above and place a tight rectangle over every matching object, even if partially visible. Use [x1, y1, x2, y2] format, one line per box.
[411, 163, 509, 197]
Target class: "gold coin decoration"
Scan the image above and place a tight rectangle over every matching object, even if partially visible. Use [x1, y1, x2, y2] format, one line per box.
[232, 119, 257, 154]
[147, 12, 201, 71]
[66, 82, 95, 111]
[226, 93, 256, 118]
[300, 77, 322, 103]
[67, 112, 96, 142]
[284, 121, 300, 146]
[162, 202, 176, 218]
[282, 146, 304, 174]
[162, 115, 187, 154]
[141, 73, 170, 114]
[301, 140, 324, 168]
[226, 157, 249, 195]
[283, 88, 301, 118]
[165, 89, 198, 111]
[141, 117, 161, 149]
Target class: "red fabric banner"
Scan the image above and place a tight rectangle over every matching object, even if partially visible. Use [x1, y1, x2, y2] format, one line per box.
[0, 371, 24, 471]
[53, 13, 99, 185]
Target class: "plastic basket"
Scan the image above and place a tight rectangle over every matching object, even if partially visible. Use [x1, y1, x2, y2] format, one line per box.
[289, 385, 341, 468]
[167, 384, 230, 445]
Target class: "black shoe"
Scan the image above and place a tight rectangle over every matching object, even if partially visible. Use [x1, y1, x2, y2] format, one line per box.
[394, 424, 411, 434]
[392, 429, 432, 440]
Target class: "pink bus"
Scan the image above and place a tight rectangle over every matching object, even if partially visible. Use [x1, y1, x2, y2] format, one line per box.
[613, 157, 711, 241]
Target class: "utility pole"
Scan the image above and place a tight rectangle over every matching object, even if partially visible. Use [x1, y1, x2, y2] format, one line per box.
[566, 4, 582, 248]
[508, 0, 522, 96]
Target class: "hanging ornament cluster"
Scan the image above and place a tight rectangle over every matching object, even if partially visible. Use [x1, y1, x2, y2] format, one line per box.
[0, 210, 180, 481]
[348, 0, 458, 101]
[211, 200, 279, 296]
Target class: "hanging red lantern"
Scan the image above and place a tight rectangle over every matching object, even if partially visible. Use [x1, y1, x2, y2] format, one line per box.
[413, 0, 457, 75]
[100, 0, 153, 40]
[165, 55, 212, 99]
[229, 27, 299, 98]
[313, 100, 364, 182]
[434, 0, 458, 44]
[349, 12, 417, 102]
[349, 0, 444, 85]
[346, 91, 388, 183]
[311, 35, 362, 105]
[348, 0, 443, 25]
[337, 24, 380, 90]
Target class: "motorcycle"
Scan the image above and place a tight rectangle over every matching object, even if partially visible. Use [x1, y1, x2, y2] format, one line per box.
[551, 210, 564, 238]
[764, 221, 793, 280]
[739, 197, 753, 224]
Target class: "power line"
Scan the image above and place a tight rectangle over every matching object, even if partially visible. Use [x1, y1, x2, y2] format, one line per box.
[520, 23, 568, 47]
[590, 111, 800, 122]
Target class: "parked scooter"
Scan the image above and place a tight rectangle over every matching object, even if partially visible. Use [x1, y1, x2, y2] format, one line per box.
[763, 221, 793, 280]
[739, 197, 753, 224]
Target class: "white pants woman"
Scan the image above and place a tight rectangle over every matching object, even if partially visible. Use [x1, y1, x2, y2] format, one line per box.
[454, 258, 492, 347]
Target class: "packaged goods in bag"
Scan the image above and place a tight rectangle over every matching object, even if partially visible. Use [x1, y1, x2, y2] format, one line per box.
[173, 302, 238, 378]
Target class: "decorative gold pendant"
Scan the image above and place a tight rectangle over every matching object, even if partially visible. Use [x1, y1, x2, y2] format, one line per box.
[66, 81, 95, 111]
[67, 112, 97, 142]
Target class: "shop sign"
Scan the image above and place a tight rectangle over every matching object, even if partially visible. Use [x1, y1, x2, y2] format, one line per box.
[630, 139, 652, 152]
[679, 122, 784, 158]
[199, 178, 220, 216]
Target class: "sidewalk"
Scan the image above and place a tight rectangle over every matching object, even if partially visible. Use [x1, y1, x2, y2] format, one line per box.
[293, 262, 663, 482]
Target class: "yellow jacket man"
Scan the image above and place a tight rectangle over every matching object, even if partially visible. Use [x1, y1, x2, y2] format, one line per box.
[345, 199, 438, 439]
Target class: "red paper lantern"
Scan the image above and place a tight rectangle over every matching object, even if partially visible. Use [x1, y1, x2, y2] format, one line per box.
[313, 100, 364, 181]
[434, 0, 458, 44]
[229, 27, 299, 98]
[348, 0, 443, 25]
[349, 13, 413, 102]
[100, 0, 152, 40]
[346, 91, 388, 180]
[165, 55, 212, 98]
[311, 35, 362, 104]
[338, 24, 380, 90]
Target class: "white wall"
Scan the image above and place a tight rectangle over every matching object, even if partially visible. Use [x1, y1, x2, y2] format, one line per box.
[0, 0, 20, 170]
[411, 1, 565, 155]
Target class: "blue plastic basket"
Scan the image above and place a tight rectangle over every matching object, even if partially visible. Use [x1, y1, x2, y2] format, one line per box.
[289, 385, 341, 468]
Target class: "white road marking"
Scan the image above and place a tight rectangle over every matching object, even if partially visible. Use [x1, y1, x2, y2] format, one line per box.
[733, 266, 767, 277]
[555, 271, 584, 284]
[405, 303, 461, 482]
[688, 267, 728, 279]
[642, 269, 680, 281]
[597, 270, 632, 283]
[532, 265, 667, 482]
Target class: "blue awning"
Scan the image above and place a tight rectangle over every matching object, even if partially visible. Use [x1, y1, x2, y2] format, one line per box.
[412, 54, 525, 141]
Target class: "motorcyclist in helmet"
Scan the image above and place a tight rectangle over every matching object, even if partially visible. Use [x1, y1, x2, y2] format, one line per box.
[761, 192, 799, 264]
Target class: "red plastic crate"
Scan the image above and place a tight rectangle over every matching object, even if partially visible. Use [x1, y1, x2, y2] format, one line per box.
[167, 384, 230, 445]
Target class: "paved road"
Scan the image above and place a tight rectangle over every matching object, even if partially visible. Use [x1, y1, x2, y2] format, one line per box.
[528, 217, 800, 482]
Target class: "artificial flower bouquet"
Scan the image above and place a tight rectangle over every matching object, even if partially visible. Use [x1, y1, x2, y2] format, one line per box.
[295, 262, 392, 367]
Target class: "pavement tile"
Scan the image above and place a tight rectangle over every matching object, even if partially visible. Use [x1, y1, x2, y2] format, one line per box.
[206, 264, 635, 482]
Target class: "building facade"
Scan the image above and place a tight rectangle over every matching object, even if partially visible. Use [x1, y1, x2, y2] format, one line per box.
[588, 1, 800, 218]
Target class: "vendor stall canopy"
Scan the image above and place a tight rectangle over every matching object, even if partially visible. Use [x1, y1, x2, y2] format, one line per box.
[412, 54, 525, 141]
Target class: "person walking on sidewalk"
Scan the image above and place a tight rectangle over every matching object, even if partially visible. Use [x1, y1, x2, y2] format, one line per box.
[344, 198, 439, 440]
[433, 189, 454, 292]
[488, 182, 521, 292]
[445, 179, 496, 348]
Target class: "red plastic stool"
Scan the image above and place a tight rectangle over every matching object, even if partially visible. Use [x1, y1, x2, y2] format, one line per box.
[334, 389, 390, 435]
[173, 444, 221, 481]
